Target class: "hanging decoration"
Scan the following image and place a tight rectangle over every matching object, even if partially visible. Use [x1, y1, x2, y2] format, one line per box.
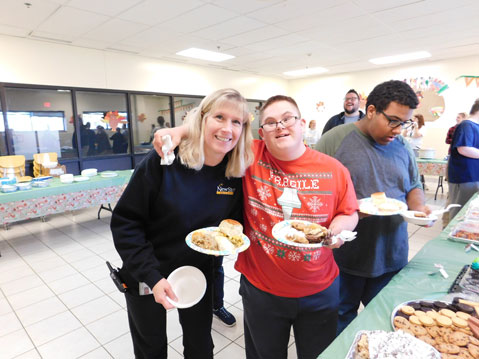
[403, 76, 449, 94]
[137, 113, 147, 122]
[102, 111, 127, 130]
[315, 101, 325, 112]
[456, 75, 479, 87]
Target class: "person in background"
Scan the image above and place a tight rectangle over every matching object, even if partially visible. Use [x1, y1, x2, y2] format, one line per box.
[322, 89, 365, 135]
[153, 95, 359, 358]
[303, 119, 320, 148]
[317, 80, 430, 335]
[110, 127, 127, 154]
[446, 112, 467, 155]
[149, 124, 157, 143]
[447, 99, 479, 220]
[95, 125, 112, 154]
[402, 113, 426, 152]
[111, 88, 253, 359]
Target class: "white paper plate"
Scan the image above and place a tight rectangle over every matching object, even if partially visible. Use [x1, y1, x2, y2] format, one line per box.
[358, 197, 407, 216]
[185, 227, 250, 256]
[401, 211, 438, 226]
[73, 176, 90, 182]
[166, 266, 207, 308]
[100, 171, 118, 178]
[272, 220, 326, 249]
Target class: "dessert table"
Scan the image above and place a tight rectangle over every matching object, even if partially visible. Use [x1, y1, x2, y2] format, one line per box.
[0, 170, 132, 229]
[416, 158, 448, 200]
[319, 193, 478, 358]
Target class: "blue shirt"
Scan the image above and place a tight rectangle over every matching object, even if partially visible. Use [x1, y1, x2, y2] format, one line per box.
[448, 120, 479, 184]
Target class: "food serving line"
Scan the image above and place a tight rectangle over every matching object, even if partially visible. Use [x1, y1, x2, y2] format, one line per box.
[0, 170, 132, 230]
[319, 193, 479, 358]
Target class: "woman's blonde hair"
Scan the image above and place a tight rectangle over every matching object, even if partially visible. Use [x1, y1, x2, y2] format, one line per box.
[178, 88, 254, 178]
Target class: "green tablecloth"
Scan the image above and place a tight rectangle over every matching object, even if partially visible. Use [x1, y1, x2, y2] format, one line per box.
[319, 194, 479, 359]
[0, 170, 132, 204]
[416, 158, 447, 164]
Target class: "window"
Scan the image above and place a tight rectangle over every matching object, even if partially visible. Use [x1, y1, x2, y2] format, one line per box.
[130, 94, 170, 154]
[173, 96, 202, 125]
[248, 100, 262, 139]
[4, 87, 75, 160]
[0, 105, 6, 155]
[6, 111, 66, 131]
[76, 91, 128, 157]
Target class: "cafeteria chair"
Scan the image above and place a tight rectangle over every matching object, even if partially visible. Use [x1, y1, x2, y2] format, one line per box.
[0, 155, 26, 179]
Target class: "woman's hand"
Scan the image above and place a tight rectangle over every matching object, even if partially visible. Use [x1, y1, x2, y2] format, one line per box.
[153, 126, 186, 159]
[152, 278, 178, 310]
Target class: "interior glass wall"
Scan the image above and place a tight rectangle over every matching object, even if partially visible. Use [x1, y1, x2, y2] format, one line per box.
[248, 100, 263, 139]
[4, 88, 75, 160]
[75, 91, 128, 157]
[0, 101, 7, 155]
[172, 96, 202, 126]
[130, 94, 170, 154]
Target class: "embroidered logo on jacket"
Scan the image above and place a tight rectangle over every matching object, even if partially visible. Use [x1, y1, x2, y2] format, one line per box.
[216, 183, 236, 195]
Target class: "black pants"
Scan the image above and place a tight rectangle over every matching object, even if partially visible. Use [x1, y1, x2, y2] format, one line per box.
[125, 267, 214, 359]
[240, 275, 339, 359]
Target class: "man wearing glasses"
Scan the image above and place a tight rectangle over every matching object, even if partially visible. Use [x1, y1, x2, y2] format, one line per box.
[322, 89, 365, 135]
[235, 95, 359, 358]
[317, 80, 431, 336]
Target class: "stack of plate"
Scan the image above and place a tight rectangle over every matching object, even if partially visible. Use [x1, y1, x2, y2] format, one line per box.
[81, 168, 98, 177]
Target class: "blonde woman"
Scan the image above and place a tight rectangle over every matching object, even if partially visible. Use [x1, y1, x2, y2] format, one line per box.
[111, 88, 253, 359]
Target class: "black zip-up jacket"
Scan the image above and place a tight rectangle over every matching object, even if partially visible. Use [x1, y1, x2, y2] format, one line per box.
[111, 150, 243, 294]
[322, 110, 365, 135]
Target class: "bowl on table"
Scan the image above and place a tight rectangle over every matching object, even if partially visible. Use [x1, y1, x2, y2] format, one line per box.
[1, 184, 18, 193]
[60, 174, 74, 184]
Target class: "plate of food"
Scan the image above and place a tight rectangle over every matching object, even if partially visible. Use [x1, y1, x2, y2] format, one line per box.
[185, 219, 250, 256]
[449, 220, 479, 244]
[390, 298, 479, 357]
[359, 192, 407, 216]
[271, 220, 356, 249]
[401, 211, 438, 226]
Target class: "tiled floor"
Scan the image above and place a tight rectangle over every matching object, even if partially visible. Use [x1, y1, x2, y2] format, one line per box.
[0, 176, 448, 358]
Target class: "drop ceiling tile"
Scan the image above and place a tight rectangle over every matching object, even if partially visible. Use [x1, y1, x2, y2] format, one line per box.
[273, 2, 368, 33]
[82, 18, 149, 43]
[29, 30, 73, 43]
[0, 24, 30, 38]
[36, 6, 109, 37]
[351, 0, 422, 13]
[208, 0, 283, 15]
[67, 0, 142, 17]
[247, 0, 341, 24]
[117, 26, 186, 48]
[222, 25, 288, 46]
[0, 0, 59, 29]
[160, 4, 239, 33]
[194, 16, 266, 41]
[118, 0, 204, 25]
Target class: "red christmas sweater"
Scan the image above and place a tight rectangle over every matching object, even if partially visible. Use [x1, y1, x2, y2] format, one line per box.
[235, 140, 358, 297]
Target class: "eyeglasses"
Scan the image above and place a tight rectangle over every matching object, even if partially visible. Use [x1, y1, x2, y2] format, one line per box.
[344, 97, 359, 102]
[260, 116, 299, 132]
[380, 111, 414, 129]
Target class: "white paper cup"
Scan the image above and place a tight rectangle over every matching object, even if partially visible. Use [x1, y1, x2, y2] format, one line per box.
[166, 266, 206, 308]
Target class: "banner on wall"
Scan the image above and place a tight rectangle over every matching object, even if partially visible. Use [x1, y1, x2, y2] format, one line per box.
[456, 75, 479, 87]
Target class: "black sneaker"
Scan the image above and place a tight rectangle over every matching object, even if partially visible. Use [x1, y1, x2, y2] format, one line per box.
[213, 307, 236, 327]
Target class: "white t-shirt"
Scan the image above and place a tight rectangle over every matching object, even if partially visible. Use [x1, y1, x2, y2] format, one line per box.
[304, 128, 319, 147]
[405, 126, 426, 149]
